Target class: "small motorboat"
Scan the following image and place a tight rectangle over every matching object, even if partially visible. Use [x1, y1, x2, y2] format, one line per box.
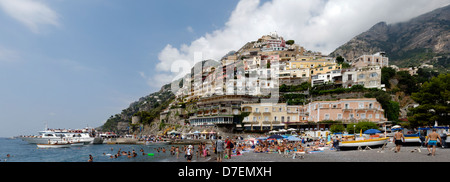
[339, 131, 389, 150]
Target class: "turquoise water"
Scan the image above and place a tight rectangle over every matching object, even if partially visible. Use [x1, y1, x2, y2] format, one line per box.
[0, 138, 211, 162]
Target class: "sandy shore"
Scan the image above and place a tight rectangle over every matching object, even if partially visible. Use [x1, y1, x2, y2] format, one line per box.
[214, 143, 450, 162]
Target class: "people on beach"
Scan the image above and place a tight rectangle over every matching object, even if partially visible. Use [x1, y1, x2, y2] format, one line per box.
[186, 145, 193, 162]
[332, 136, 340, 151]
[393, 129, 405, 153]
[426, 128, 442, 156]
[226, 137, 234, 159]
[215, 136, 225, 162]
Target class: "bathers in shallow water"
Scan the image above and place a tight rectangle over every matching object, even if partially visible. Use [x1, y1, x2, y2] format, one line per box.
[428, 140, 437, 146]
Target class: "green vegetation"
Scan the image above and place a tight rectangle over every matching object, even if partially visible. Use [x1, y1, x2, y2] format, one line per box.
[311, 84, 367, 95]
[330, 124, 346, 134]
[408, 73, 450, 127]
[381, 67, 396, 88]
[279, 82, 310, 92]
[100, 83, 175, 133]
[286, 40, 295, 45]
[364, 90, 399, 121]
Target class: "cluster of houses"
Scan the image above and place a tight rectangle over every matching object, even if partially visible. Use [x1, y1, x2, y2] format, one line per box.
[165, 32, 390, 132]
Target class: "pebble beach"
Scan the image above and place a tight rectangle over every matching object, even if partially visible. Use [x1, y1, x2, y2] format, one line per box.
[218, 143, 450, 162]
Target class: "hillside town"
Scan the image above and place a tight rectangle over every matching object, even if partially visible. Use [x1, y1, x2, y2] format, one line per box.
[150, 32, 398, 137]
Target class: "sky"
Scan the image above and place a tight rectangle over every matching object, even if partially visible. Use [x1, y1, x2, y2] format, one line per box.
[0, 0, 448, 137]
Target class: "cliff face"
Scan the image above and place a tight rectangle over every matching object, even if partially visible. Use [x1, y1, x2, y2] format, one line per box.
[100, 83, 175, 132]
[330, 5, 450, 67]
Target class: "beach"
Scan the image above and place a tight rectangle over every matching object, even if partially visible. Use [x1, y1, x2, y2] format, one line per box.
[218, 143, 450, 162]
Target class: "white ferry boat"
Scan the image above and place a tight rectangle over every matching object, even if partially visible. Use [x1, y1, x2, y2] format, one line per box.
[20, 127, 98, 145]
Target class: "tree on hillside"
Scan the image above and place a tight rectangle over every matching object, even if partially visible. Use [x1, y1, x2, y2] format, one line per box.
[381, 67, 396, 89]
[396, 71, 419, 95]
[286, 40, 295, 45]
[408, 73, 450, 127]
[364, 90, 400, 121]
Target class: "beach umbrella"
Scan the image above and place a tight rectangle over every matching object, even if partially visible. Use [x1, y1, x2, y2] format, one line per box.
[363, 129, 381, 134]
[268, 135, 284, 140]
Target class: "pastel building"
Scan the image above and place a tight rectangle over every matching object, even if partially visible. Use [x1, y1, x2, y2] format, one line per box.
[308, 98, 386, 123]
[241, 103, 303, 131]
[353, 52, 389, 68]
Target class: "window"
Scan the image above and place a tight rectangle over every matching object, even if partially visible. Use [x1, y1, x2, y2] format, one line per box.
[281, 116, 285, 122]
[369, 103, 373, 109]
[274, 116, 277, 121]
[370, 73, 378, 78]
[375, 114, 380, 119]
[337, 114, 342, 119]
[358, 74, 365, 79]
[253, 117, 256, 121]
[265, 108, 268, 112]
[359, 103, 364, 108]
[264, 116, 269, 121]
[348, 74, 352, 81]
[345, 104, 349, 109]
[287, 116, 290, 122]
[255, 108, 259, 112]
[324, 114, 330, 120]
[349, 114, 354, 118]
[361, 114, 366, 119]
[368, 114, 372, 119]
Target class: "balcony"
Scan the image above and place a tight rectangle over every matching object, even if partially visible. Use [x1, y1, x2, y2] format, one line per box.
[262, 121, 282, 125]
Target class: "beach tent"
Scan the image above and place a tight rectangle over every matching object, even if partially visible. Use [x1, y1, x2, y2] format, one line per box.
[268, 135, 284, 140]
[364, 129, 381, 134]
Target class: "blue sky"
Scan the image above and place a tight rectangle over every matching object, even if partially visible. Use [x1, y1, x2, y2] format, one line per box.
[0, 0, 448, 137]
[0, 0, 239, 136]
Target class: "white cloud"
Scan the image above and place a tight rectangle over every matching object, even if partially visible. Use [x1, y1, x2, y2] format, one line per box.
[0, 0, 60, 33]
[148, 0, 450, 89]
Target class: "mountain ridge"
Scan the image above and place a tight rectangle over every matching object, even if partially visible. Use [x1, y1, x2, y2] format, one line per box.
[330, 4, 450, 68]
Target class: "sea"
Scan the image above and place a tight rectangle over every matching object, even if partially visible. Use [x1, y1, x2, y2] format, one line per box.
[0, 137, 211, 162]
